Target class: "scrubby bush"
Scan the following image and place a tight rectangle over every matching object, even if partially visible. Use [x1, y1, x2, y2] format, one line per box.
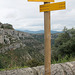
[52, 28, 75, 63]
[26, 59, 43, 67]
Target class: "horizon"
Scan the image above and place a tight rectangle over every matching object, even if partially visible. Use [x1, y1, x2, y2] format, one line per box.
[0, 21, 74, 32]
[16, 29, 62, 31]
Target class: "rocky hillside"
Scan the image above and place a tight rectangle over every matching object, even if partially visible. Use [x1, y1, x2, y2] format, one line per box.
[0, 22, 59, 69]
[0, 22, 75, 70]
[0, 22, 58, 54]
[0, 25, 43, 68]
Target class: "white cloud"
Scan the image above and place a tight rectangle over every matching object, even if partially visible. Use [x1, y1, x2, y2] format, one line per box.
[0, 0, 75, 31]
[51, 24, 75, 31]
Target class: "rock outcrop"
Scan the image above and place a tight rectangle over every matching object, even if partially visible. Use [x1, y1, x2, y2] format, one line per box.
[0, 22, 13, 29]
[0, 61, 75, 75]
[0, 28, 32, 44]
[0, 28, 33, 53]
[0, 23, 45, 64]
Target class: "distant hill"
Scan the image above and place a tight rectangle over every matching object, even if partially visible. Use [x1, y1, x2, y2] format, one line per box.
[16, 30, 62, 34]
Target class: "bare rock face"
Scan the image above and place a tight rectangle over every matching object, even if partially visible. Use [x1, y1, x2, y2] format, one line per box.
[0, 61, 75, 75]
[0, 28, 32, 53]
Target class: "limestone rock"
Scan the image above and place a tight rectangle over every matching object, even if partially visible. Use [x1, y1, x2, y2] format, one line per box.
[0, 61, 75, 75]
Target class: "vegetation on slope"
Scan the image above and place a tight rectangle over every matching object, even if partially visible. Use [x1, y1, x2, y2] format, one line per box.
[0, 46, 44, 70]
[52, 27, 75, 63]
[32, 33, 58, 46]
[0, 27, 75, 70]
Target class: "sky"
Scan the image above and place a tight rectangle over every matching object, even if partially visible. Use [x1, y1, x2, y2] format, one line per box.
[0, 0, 75, 31]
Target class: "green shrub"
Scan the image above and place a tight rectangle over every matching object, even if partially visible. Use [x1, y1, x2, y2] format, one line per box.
[26, 59, 43, 67]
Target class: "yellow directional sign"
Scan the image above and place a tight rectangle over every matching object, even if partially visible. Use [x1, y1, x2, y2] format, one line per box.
[28, 0, 54, 2]
[40, 1, 66, 12]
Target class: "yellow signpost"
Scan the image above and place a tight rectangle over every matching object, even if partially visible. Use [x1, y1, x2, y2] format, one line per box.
[28, 0, 66, 75]
[40, 1, 66, 12]
[28, 0, 54, 2]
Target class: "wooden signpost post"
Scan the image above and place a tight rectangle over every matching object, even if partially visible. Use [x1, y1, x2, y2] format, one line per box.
[28, 0, 66, 75]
